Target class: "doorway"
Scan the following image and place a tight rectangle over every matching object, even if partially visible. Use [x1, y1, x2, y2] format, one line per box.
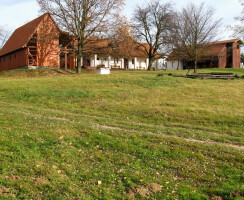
[124, 58, 128, 70]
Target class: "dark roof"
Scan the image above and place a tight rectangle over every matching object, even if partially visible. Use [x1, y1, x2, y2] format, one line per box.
[0, 13, 50, 56]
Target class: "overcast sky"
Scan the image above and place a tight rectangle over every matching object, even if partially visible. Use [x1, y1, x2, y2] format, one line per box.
[0, 0, 242, 39]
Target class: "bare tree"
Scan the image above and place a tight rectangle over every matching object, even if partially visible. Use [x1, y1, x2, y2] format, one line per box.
[37, 0, 124, 73]
[0, 26, 10, 50]
[170, 2, 222, 73]
[107, 15, 136, 62]
[232, 0, 244, 39]
[131, 0, 173, 70]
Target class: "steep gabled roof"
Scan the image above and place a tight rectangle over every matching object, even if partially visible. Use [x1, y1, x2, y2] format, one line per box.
[0, 13, 51, 56]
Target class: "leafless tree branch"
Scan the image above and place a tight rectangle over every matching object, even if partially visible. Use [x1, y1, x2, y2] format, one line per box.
[131, 0, 173, 70]
[37, 0, 125, 73]
[170, 2, 222, 73]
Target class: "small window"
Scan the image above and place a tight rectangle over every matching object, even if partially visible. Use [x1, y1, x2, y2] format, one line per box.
[237, 45, 240, 49]
[114, 58, 119, 64]
[97, 57, 100, 60]
[132, 59, 135, 65]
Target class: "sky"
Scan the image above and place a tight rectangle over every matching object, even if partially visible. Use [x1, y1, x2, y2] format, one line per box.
[0, 0, 243, 40]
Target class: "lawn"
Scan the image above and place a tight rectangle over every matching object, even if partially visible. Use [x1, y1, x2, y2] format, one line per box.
[0, 68, 243, 199]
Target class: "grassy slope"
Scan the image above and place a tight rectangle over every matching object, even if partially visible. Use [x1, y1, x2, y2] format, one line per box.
[0, 69, 243, 199]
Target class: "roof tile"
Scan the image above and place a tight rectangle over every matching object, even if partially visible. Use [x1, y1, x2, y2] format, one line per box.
[0, 13, 49, 56]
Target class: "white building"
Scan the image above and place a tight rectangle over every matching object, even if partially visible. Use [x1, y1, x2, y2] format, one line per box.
[166, 60, 184, 70]
[83, 40, 165, 70]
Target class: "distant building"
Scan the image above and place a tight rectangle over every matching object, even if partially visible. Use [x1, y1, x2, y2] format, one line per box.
[0, 13, 161, 72]
[0, 13, 67, 71]
[80, 39, 164, 70]
[167, 39, 243, 70]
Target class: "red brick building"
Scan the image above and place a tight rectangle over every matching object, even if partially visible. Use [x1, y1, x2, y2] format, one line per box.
[0, 13, 76, 72]
[167, 39, 243, 70]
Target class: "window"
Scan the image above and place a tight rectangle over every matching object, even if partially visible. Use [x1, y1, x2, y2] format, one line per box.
[114, 58, 119, 64]
[97, 57, 100, 60]
[132, 59, 135, 65]
[237, 45, 240, 49]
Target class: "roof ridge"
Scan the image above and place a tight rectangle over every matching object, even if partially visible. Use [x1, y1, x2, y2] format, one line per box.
[0, 13, 51, 56]
[14, 13, 49, 32]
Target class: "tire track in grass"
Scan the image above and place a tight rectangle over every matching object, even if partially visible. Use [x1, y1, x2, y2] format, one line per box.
[0, 99, 238, 138]
[97, 125, 244, 151]
[0, 101, 243, 151]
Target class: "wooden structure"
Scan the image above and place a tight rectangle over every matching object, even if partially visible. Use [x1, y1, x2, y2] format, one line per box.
[167, 39, 244, 70]
[168, 73, 240, 80]
[0, 13, 161, 72]
[0, 13, 76, 72]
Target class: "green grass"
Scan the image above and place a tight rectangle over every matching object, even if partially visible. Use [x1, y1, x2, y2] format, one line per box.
[0, 68, 243, 199]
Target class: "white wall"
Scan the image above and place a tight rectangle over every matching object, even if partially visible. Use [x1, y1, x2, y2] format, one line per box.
[90, 56, 124, 69]
[89, 54, 167, 70]
[136, 58, 147, 69]
[152, 59, 166, 70]
[166, 60, 184, 70]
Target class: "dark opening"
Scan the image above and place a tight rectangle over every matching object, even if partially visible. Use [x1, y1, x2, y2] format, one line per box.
[124, 58, 128, 69]
[226, 43, 233, 68]
[27, 33, 37, 66]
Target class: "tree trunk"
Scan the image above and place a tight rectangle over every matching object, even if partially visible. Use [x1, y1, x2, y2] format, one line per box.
[164, 61, 168, 71]
[148, 59, 153, 70]
[76, 45, 82, 74]
[194, 60, 197, 73]
[177, 59, 180, 70]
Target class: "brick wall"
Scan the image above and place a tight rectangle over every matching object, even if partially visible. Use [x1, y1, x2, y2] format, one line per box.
[36, 14, 60, 68]
[0, 48, 28, 72]
[232, 42, 241, 68]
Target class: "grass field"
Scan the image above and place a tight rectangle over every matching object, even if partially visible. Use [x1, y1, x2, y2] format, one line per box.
[0, 68, 243, 199]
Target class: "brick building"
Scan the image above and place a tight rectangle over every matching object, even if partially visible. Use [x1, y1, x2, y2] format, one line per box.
[167, 39, 243, 70]
[0, 13, 76, 72]
[0, 13, 162, 72]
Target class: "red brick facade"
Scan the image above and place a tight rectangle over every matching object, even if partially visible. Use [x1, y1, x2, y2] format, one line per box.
[0, 13, 76, 72]
[232, 42, 241, 68]
[0, 48, 28, 71]
[168, 39, 243, 69]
